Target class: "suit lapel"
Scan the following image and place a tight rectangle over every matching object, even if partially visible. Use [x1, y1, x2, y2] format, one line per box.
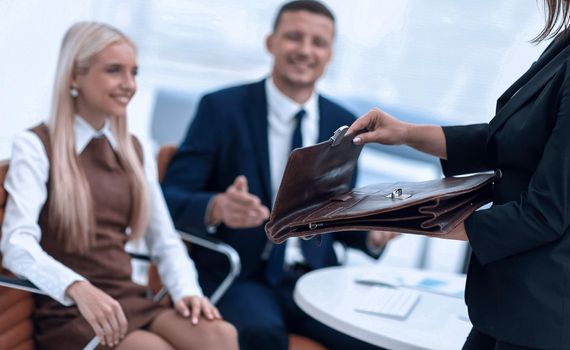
[246, 80, 273, 208]
[488, 38, 570, 139]
[317, 96, 338, 142]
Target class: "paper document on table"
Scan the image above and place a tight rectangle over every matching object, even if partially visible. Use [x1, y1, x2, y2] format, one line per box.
[355, 272, 465, 298]
[354, 286, 421, 320]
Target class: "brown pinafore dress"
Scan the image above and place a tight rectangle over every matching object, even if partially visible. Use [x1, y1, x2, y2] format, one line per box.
[31, 124, 166, 349]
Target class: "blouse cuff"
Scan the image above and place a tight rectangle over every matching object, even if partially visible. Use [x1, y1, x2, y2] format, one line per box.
[169, 283, 204, 304]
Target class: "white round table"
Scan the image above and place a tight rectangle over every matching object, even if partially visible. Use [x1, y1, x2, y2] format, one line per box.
[294, 265, 472, 350]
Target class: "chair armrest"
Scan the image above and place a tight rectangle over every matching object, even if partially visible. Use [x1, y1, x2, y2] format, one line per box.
[140, 231, 241, 305]
[0, 274, 45, 295]
[0, 254, 149, 295]
[127, 252, 151, 262]
[178, 230, 241, 305]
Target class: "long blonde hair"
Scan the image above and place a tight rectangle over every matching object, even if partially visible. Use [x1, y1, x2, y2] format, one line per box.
[48, 22, 148, 253]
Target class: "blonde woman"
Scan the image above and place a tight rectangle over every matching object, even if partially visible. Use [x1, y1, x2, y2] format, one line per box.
[0, 22, 238, 350]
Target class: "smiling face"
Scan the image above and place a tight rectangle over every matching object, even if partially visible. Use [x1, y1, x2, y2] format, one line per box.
[267, 10, 334, 94]
[74, 40, 138, 125]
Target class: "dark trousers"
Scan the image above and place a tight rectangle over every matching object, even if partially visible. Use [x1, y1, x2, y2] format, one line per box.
[202, 269, 383, 350]
[463, 328, 539, 350]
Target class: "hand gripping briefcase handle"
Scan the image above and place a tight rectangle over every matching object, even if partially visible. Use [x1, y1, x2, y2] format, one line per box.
[265, 126, 497, 244]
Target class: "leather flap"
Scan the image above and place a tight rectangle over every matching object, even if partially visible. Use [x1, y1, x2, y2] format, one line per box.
[267, 127, 364, 238]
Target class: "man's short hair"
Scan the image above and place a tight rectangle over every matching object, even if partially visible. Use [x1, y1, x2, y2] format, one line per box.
[272, 0, 335, 31]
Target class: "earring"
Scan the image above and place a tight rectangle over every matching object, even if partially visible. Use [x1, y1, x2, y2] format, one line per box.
[70, 86, 78, 98]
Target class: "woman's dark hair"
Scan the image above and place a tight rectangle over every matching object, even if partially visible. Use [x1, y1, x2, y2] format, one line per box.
[272, 0, 335, 31]
[533, 0, 570, 42]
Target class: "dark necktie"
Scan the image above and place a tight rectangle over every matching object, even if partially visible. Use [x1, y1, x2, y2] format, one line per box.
[291, 110, 324, 267]
[265, 109, 306, 286]
[290, 109, 306, 150]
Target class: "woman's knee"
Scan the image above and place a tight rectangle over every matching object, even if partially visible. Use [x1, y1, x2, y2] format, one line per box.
[116, 330, 174, 350]
[201, 320, 238, 347]
[149, 310, 238, 349]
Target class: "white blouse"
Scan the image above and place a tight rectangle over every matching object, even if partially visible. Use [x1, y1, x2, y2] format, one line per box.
[0, 117, 203, 306]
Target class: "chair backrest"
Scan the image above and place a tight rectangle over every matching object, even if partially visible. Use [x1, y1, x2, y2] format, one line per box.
[0, 160, 35, 350]
[157, 145, 178, 183]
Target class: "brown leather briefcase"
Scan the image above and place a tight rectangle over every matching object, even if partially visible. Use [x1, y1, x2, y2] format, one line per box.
[265, 126, 496, 244]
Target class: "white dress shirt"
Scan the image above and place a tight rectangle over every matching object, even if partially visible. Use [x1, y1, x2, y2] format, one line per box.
[0, 116, 203, 306]
[266, 78, 319, 265]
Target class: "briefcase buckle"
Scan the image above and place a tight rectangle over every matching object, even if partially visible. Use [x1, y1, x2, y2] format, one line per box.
[386, 188, 412, 200]
[330, 126, 349, 147]
[309, 223, 323, 230]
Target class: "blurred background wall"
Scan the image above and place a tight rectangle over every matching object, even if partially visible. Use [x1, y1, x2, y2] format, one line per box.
[0, 0, 547, 272]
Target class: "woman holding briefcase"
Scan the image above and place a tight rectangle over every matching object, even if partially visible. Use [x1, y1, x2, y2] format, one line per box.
[348, 0, 570, 349]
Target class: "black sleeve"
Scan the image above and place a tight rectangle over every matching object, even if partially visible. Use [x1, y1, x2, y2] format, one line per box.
[440, 123, 494, 176]
[467, 75, 570, 265]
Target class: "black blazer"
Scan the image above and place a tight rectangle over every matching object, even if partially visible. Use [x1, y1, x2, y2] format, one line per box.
[442, 34, 570, 348]
[162, 79, 377, 282]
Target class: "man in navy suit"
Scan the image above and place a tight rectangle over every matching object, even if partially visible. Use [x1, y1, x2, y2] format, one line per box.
[162, 1, 392, 349]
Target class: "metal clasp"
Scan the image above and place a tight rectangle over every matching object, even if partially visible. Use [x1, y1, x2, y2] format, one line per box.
[385, 188, 412, 200]
[330, 126, 349, 147]
[308, 223, 323, 230]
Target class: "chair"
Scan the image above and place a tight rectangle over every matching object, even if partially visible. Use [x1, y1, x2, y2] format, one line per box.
[156, 145, 326, 350]
[0, 159, 36, 350]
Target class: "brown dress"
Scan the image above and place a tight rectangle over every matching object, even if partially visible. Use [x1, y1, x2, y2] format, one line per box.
[31, 124, 166, 350]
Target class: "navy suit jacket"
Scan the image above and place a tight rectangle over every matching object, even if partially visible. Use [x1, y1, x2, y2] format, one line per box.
[162, 79, 377, 283]
[442, 35, 570, 348]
